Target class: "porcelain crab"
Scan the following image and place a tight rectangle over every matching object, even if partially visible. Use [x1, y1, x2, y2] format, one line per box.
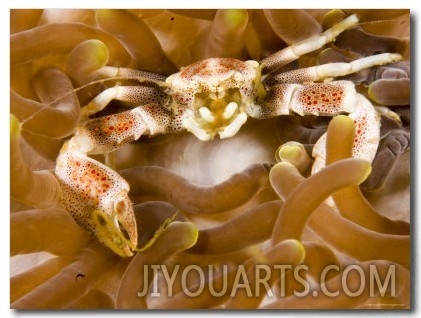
[55, 14, 402, 256]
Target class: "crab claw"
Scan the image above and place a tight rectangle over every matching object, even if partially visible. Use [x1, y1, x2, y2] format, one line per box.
[55, 142, 138, 257]
[90, 191, 138, 257]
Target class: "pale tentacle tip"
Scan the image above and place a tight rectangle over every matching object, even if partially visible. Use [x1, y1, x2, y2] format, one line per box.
[269, 161, 299, 188]
[10, 114, 21, 140]
[354, 159, 373, 185]
[287, 239, 306, 263]
[270, 161, 297, 174]
[136, 211, 183, 253]
[275, 141, 312, 172]
[221, 9, 248, 29]
[331, 114, 354, 125]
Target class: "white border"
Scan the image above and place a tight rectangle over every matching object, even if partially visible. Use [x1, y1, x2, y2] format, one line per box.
[3, 2, 418, 318]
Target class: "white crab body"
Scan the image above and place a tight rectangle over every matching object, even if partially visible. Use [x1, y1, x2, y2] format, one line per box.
[166, 58, 264, 140]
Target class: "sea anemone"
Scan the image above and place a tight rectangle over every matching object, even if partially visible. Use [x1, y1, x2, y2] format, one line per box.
[10, 9, 410, 309]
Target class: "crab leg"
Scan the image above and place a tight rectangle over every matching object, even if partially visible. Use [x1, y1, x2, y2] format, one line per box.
[267, 53, 402, 84]
[55, 104, 185, 256]
[95, 66, 167, 82]
[81, 84, 169, 119]
[74, 104, 184, 154]
[260, 14, 359, 74]
[258, 53, 402, 174]
[255, 81, 380, 174]
[311, 94, 380, 174]
[252, 81, 357, 118]
[55, 145, 137, 257]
